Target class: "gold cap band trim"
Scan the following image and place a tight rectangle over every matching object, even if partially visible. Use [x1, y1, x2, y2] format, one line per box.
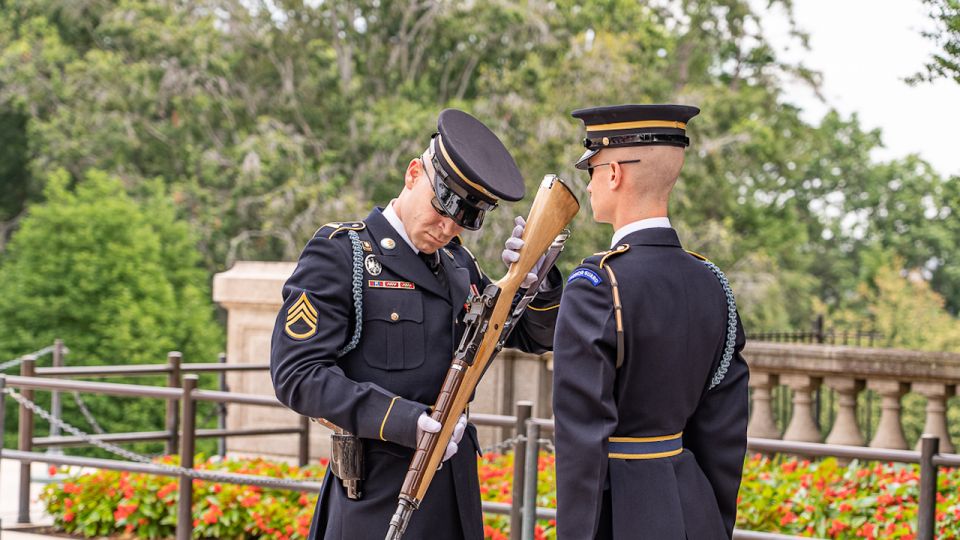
[587, 120, 686, 133]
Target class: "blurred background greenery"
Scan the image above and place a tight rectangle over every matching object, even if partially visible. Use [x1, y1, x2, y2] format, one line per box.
[1, 0, 958, 454]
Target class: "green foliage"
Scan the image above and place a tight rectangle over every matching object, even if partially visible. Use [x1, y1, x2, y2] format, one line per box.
[0, 169, 221, 363]
[1, 0, 957, 336]
[42, 452, 960, 539]
[914, 0, 960, 85]
[832, 255, 960, 351]
[41, 455, 323, 539]
[0, 169, 222, 451]
[737, 454, 960, 538]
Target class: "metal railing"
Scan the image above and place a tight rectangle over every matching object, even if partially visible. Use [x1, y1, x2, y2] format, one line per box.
[0, 351, 309, 540]
[3, 362, 958, 539]
[749, 315, 883, 346]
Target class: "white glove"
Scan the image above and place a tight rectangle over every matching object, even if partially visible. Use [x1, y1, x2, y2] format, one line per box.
[501, 216, 544, 289]
[417, 413, 467, 461]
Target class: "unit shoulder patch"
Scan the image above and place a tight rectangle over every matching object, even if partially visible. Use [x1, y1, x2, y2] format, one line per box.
[285, 291, 319, 340]
[314, 221, 366, 239]
[568, 267, 603, 286]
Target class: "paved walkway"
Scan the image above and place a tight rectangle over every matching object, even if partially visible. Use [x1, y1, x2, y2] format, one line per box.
[1, 458, 60, 539]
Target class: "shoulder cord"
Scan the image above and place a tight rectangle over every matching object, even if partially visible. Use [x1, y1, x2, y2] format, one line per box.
[336, 230, 364, 357]
[702, 260, 738, 390]
[602, 265, 625, 369]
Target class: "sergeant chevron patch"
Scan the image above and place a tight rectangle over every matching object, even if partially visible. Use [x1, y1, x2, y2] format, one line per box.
[285, 291, 318, 339]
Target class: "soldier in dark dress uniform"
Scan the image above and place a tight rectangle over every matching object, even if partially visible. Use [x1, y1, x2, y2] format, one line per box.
[271, 109, 561, 540]
[552, 104, 749, 539]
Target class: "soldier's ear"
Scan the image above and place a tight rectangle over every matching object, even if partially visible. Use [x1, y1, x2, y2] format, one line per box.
[609, 161, 624, 191]
[403, 158, 422, 190]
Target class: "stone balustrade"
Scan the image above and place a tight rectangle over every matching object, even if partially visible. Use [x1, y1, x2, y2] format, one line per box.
[213, 261, 959, 460]
[745, 342, 959, 452]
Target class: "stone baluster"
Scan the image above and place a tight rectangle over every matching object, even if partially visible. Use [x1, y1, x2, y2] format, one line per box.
[781, 374, 823, 442]
[823, 377, 865, 447]
[867, 380, 909, 449]
[747, 372, 781, 439]
[912, 382, 955, 453]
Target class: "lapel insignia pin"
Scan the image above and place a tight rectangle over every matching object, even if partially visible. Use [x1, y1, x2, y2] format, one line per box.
[361, 241, 373, 252]
[284, 291, 318, 339]
[380, 238, 396, 250]
[364, 254, 382, 276]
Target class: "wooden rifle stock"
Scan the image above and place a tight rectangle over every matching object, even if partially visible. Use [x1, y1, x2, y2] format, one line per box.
[385, 175, 580, 539]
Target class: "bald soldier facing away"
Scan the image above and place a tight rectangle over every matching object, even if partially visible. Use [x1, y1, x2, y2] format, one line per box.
[552, 104, 749, 539]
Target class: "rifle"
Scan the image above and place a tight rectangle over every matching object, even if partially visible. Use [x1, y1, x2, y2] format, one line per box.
[385, 174, 580, 539]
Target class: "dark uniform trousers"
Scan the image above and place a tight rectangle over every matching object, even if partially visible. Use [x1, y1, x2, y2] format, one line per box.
[553, 227, 749, 540]
[271, 208, 561, 540]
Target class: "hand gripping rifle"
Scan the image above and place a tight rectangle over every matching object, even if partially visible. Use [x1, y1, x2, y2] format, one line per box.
[385, 175, 580, 539]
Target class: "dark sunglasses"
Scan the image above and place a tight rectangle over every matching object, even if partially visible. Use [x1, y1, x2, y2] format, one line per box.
[587, 158, 643, 178]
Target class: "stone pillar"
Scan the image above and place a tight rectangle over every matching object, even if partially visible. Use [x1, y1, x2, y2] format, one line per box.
[747, 371, 780, 439]
[823, 377, 865, 447]
[912, 382, 955, 453]
[867, 380, 909, 449]
[212, 262, 334, 460]
[780, 374, 823, 443]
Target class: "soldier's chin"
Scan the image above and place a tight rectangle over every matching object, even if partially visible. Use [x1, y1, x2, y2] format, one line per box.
[422, 233, 447, 252]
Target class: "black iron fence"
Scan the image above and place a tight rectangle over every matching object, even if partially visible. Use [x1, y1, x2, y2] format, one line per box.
[749, 315, 883, 347]
[2, 346, 957, 540]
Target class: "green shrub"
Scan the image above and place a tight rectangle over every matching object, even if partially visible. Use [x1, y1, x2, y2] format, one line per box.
[41, 455, 323, 539]
[42, 452, 960, 539]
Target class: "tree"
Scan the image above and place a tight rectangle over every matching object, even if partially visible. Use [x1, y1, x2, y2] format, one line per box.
[914, 0, 960, 85]
[0, 169, 222, 451]
[1, 0, 956, 335]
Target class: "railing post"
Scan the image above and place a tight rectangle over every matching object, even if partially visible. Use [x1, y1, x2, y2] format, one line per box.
[218, 352, 227, 458]
[501, 350, 516, 441]
[917, 435, 939, 540]
[298, 415, 310, 466]
[1, 375, 7, 535]
[176, 375, 198, 540]
[18, 355, 36, 524]
[49, 339, 65, 455]
[509, 401, 533, 540]
[521, 420, 540, 540]
[165, 351, 182, 456]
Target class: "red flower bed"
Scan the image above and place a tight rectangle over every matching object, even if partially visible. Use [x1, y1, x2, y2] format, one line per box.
[41, 451, 960, 539]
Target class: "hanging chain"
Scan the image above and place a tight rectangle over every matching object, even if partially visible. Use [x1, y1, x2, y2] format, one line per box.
[0, 344, 60, 372]
[2, 387, 321, 491]
[71, 391, 106, 434]
[480, 435, 525, 456]
[478, 435, 556, 456]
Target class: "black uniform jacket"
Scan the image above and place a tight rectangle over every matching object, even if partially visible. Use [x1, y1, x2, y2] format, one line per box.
[271, 208, 561, 540]
[553, 227, 749, 540]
